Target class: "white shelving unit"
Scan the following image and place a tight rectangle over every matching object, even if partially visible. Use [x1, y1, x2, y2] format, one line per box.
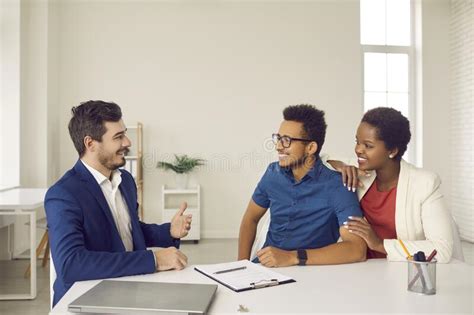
[162, 185, 200, 243]
[123, 123, 143, 220]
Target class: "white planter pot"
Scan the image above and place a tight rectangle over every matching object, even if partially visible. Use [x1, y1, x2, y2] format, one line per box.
[175, 173, 189, 189]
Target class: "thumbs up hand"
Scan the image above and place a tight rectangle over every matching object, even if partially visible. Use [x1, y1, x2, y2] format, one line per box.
[170, 202, 192, 239]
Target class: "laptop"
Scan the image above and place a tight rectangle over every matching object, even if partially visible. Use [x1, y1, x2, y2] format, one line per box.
[68, 280, 218, 314]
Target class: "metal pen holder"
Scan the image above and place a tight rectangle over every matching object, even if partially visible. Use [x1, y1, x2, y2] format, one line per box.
[407, 258, 437, 295]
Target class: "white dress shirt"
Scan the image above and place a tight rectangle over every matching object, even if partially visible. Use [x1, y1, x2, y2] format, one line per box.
[81, 160, 134, 251]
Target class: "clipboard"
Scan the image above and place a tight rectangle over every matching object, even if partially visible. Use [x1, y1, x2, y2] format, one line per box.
[194, 260, 296, 292]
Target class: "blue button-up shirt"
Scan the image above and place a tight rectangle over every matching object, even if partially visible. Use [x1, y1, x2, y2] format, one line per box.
[252, 158, 362, 251]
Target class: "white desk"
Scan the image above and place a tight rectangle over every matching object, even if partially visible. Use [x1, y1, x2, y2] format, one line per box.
[51, 259, 473, 314]
[0, 188, 47, 300]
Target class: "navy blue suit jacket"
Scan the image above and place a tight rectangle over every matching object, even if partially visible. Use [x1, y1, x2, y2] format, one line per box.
[45, 160, 179, 306]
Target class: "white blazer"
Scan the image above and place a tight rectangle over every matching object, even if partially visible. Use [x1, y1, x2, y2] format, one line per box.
[354, 159, 455, 263]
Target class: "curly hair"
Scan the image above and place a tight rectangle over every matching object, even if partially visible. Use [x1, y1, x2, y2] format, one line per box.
[283, 104, 327, 157]
[361, 107, 411, 160]
[68, 100, 122, 157]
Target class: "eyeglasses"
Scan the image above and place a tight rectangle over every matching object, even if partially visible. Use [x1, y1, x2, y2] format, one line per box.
[271, 133, 313, 148]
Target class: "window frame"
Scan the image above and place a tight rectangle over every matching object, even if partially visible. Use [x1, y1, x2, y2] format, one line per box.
[360, 0, 417, 165]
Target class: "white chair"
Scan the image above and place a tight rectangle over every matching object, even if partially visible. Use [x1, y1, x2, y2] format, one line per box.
[250, 211, 270, 261]
[451, 216, 465, 262]
[50, 254, 56, 309]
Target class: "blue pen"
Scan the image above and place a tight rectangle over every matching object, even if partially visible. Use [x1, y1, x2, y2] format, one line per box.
[418, 251, 426, 262]
[413, 251, 428, 289]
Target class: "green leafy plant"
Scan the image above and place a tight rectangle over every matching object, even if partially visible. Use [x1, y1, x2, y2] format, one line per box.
[157, 154, 206, 174]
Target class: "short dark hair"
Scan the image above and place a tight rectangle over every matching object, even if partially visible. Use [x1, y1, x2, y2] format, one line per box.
[361, 107, 411, 161]
[283, 104, 327, 157]
[68, 100, 122, 157]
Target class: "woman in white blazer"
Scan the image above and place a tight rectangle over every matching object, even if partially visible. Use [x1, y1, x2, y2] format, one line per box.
[327, 107, 457, 263]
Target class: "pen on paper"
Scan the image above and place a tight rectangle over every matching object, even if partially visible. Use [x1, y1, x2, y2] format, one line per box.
[214, 266, 247, 274]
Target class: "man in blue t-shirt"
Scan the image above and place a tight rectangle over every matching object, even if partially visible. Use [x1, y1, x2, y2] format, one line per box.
[238, 104, 366, 267]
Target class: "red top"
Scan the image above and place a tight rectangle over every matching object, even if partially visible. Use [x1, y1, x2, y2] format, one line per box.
[360, 181, 397, 259]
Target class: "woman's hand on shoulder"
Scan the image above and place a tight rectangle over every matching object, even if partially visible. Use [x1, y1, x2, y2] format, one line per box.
[328, 160, 370, 192]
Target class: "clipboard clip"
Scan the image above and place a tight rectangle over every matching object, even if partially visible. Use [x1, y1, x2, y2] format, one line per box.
[250, 279, 279, 289]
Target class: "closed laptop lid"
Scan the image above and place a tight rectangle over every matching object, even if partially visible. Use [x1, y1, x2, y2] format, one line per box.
[68, 280, 218, 314]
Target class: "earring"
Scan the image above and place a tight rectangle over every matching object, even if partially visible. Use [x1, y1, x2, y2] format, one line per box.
[389, 154, 394, 158]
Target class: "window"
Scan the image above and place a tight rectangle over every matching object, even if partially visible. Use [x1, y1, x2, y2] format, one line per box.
[0, 0, 20, 190]
[361, 0, 411, 46]
[360, 0, 415, 163]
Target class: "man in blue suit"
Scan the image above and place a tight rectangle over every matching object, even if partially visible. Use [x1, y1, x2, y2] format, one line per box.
[46, 100, 192, 306]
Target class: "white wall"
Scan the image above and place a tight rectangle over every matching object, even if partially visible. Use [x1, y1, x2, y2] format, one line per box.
[0, 0, 20, 189]
[47, 0, 60, 185]
[11, 0, 456, 241]
[449, 0, 473, 242]
[20, 0, 49, 189]
[17, 0, 59, 190]
[55, 0, 362, 238]
[1, 0, 59, 257]
[420, 0, 451, 206]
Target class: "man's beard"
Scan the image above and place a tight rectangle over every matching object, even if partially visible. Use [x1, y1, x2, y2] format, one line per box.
[98, 148, 128, 171]
[282, 154, 312, 170]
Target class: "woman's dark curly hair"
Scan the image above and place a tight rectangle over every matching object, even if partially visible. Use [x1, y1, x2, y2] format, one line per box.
[361, 107, 411, 161]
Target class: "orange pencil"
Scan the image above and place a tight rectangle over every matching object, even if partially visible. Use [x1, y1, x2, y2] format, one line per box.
[398, 239, 412, 259]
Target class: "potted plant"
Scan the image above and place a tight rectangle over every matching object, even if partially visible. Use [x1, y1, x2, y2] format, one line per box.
[157, 154, 205, 189]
